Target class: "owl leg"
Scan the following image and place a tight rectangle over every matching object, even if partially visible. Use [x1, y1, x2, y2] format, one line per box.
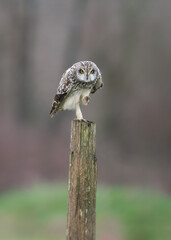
[75, 103, 86, 121]
[75, 102, 83, 119]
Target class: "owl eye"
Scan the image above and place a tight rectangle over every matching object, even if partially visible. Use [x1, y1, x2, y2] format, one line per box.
[79, 69, 84, 74]
[90, 69, 95, 74]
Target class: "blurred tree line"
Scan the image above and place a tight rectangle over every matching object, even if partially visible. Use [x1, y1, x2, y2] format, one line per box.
[0, 0, 171, 192]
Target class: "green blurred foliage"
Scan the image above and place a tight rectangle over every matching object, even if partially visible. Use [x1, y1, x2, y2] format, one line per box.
[0, 184, 170, 240]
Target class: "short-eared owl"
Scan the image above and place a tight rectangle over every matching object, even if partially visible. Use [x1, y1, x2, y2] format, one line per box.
[50, 61, 103, 120]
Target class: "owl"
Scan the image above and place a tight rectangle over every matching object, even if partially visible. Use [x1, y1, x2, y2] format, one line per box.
[50, 61, 103, 121]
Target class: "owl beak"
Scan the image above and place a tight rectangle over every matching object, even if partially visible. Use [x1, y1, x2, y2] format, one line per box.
[86, 72, 88, 81]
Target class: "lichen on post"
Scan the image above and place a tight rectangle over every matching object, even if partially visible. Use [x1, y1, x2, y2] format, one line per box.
[66, 120, 97, 240]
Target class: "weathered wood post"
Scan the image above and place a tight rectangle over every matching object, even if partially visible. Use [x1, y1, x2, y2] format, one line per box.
[66, 120, 97, 240]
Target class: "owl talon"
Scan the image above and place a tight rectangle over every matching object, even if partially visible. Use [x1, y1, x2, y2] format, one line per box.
[81, 118, 87, 122]
[74, 118, 87, 122]
[82, 96, 90, 105]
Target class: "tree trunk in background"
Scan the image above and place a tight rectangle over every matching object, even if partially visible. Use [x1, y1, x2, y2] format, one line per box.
[17, 0, 36, 121]
[63, 0, 90, 69]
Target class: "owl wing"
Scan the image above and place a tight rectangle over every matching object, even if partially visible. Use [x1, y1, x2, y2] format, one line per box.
[50, 70, 73, 118]
[91, 71, 103, 94]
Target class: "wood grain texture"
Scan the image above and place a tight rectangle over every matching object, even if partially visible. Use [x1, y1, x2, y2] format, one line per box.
[66, 120, 97, 240]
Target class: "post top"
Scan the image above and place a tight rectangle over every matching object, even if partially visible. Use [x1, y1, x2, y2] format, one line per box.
[72, 119, 95, 126]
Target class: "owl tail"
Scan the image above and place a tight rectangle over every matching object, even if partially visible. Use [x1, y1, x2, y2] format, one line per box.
[50, 101, 59, 118]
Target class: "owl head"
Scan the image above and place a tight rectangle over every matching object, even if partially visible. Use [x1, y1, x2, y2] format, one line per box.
[73, 61, 101, 82]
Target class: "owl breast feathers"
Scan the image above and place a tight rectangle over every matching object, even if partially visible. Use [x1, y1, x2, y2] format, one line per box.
[50, 61, 103, 120]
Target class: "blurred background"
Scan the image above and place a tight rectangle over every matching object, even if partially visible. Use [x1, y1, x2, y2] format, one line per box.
[0, 0, 171, 239]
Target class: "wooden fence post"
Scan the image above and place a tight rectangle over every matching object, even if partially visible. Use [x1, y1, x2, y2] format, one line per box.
[66, 120, 97, 240]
